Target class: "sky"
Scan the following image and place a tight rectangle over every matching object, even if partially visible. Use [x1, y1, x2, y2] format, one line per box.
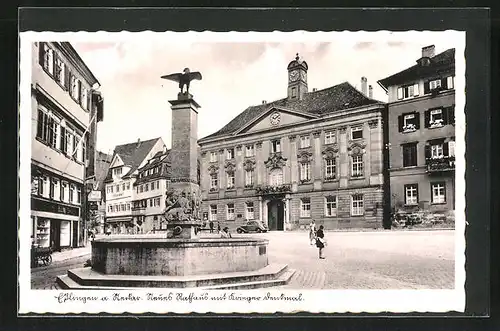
[71, 35, 458, 154]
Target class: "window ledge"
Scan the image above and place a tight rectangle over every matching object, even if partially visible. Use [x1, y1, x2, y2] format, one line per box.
[349, 176, 365, 180]
[430, 202, 447, 205]
[324, 177, 338, 182]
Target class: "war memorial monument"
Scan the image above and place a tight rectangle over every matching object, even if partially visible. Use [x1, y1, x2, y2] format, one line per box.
[56, 69, 295, 289]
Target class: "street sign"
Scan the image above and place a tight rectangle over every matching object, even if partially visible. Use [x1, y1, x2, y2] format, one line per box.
[88, 190, 102, 202]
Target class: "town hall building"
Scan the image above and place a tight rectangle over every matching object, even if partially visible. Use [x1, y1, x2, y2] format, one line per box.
[198, 54, 389, 231]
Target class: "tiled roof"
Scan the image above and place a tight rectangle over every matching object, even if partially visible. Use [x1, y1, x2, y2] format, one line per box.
[104, 137, 161, 182]
[377, 48, 455, 90]
[200, 82, 382, 141]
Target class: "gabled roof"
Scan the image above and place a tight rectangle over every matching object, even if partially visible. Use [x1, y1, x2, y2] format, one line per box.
[200, 82, 382, 141]
[377, 48, 455, 91]
[138, 149, 171, 172]
[104, 137, 161, 182]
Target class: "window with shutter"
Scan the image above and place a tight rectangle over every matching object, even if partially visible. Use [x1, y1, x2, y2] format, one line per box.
[448, 140, 456, 157]
[397, 87, 403, 100]
[441, 78, 448, 89]
[447, 76, 454, 89]
[424, 110, 431, 128]
[425, 144, 431, 159]
[36, 109, 45, 139]
[424, 81, 430, 94]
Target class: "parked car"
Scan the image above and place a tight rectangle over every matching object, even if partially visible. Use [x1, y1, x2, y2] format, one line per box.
[236, 220, 268, 233]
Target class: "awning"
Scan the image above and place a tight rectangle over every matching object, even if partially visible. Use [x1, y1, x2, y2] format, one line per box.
[105, 217, 133, 223]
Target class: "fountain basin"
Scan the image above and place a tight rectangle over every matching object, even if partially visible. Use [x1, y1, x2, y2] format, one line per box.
[91, 237, 269, 276]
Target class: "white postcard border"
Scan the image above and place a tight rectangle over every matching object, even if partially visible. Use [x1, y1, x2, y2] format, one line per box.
[19, 30, 466, 314]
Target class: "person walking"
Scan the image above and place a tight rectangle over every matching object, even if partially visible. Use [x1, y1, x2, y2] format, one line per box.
[220, 226, 232, 238]
[217, 222, 221, 232]
[209, 221, 214, 233]
[316, 225, 326, 259]
[309, 220, 317, 245]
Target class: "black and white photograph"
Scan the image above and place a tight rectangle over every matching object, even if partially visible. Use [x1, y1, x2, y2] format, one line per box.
[18, 30, 466, 314]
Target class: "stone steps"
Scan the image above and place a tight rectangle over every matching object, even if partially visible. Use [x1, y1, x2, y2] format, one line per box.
[197, 269, 296, 290]
[56, 264, 292, 290]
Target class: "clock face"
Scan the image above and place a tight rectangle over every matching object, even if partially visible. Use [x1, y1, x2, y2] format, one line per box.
[289, 70, 299, 82]
[270, 112, 281, 126]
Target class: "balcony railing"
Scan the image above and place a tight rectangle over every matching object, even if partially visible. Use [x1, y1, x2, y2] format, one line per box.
[131, 206, 146, 215]
[255, 184, 291, 196]
[426, 156, 455, 173]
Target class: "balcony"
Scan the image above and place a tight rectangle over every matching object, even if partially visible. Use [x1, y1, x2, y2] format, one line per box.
[426, 156, 455, 173]
[255, 184, 291, 196]
[131, 206, 146, 215]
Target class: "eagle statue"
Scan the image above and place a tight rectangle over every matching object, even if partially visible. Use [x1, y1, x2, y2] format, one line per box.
[161, 68, 202, 95]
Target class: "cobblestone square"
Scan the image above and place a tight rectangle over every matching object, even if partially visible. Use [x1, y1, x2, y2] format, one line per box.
[31, 230, 455, 290]
[265, 230, 455, 289]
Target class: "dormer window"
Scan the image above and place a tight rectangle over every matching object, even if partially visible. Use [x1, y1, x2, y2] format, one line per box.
[113, 167, 122, 176]
[397, 83, 419, 100]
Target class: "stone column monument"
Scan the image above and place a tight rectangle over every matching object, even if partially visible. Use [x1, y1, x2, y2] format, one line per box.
[161, 68, 203, 239]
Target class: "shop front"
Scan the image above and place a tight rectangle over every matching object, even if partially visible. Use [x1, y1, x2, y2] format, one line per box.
[105, 216, 134, 234]
[31, 197, 80, 250]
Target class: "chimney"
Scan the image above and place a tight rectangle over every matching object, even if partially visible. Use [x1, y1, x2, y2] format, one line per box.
[422, 45, 435, 58]
[262, 100, 267, 104]
[369, 85, 373, 98]
[313, 88, 317, 92]
[361, 77, 368, 96]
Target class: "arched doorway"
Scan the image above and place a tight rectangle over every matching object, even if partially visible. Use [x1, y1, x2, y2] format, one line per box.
[267, 199, 284, 231]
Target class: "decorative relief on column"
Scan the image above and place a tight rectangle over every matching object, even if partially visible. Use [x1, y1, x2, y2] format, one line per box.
[208, 164, 218, 174]
[243, 159, 256, 171]
[218, 149, 224, 155]
[339, 126, 347, 134]
[224, 160, 236, 171]
[368, 120, 378, 129]
[264, 153, 287, 168]
[201, 151, 207, 157]
[288, 135, 296, 142]
[322, 144, 339, 155]
[256, 141, 262, 149]
[347, 142, 367, 155]
[297, 150, 313, 163]
[312, 131, 321, 138]
[347, 140, 366, 155]
[236, 145, 242, 151]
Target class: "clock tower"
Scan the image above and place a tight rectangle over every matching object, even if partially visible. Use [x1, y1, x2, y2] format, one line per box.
[287, 53, 308, 100]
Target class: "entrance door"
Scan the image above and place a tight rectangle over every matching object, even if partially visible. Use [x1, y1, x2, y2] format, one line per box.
[50, 220, 61, 251]
[72, 221, 79, 248]
[267, 200, 284, 231]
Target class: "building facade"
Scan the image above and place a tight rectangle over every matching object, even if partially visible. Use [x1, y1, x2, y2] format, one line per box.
[87, 151, 112, 234]
[132, 150, 171, 233]
[31, 42, 102, 250]
[198, 54, 389, 231]
[104, 138, 166, 234]
[378, 45, 455, 214]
